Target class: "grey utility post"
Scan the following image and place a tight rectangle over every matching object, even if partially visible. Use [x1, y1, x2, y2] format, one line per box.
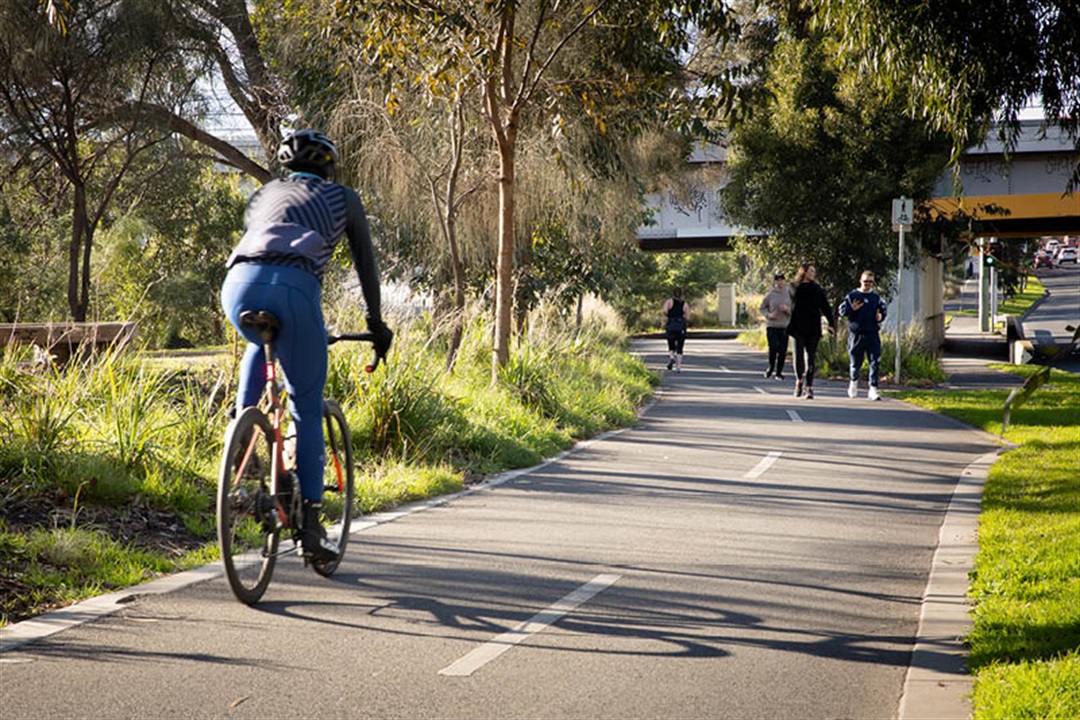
[978, 238, 991, 332]
[891, 197, 913, 383]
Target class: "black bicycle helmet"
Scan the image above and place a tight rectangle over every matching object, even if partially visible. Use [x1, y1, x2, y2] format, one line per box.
[277, 130, 338, 179]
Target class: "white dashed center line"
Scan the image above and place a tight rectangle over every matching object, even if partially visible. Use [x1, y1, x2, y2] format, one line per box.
[743, 451, 782, 479]
[438, 573, 622, 677]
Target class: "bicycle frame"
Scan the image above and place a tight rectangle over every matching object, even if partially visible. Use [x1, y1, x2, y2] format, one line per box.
[260, 346, 291, 529]
[219, 318, 380, 602]
[234, 330, 378, 529]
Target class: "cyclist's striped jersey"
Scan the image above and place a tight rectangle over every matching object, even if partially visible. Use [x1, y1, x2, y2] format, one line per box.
[228, 174, 368, 281]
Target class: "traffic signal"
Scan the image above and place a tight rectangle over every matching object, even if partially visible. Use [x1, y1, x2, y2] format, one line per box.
[983, 250, 997, 268]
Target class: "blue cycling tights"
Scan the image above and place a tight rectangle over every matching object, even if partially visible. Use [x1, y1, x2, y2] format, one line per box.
[221, 263, 327, 501]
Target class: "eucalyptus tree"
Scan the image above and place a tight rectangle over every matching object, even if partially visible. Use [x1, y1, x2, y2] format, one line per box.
[330, 67, 497, 370]
[321, 1, 740, 381]
[719, 8, 952, 303]
[158, 0, 288, 180]
[0, 0, 206, 322]
[813, 0, 1080, 190]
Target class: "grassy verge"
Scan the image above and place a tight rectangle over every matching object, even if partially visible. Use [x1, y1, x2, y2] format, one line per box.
[0, 309, 655, 626]
[894, 365, 1080, 718]
[951, 275, 1046, 318]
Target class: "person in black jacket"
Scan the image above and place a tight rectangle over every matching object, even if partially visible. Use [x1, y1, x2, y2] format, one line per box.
[662, 287, 688, 373]
[786, 263, 835, 399]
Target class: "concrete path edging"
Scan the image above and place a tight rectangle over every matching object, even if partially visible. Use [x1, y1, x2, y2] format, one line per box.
[898, 448, 1006, 720]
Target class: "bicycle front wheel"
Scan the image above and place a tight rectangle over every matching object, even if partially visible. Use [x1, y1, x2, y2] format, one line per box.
[218, 407, 280, 603]
[311, 399, 355, 576]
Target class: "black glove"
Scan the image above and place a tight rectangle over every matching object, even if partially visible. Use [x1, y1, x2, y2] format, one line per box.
[368, 319, 393, 359]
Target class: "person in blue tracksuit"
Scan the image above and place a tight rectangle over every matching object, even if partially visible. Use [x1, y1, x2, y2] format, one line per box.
[838, 270, 887, 401]
[220, 130, 393, 563]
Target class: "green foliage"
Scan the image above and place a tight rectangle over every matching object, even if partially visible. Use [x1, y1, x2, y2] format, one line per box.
[94, 164, 245, 348]
[606, 251, 742, 330]
[82, 357, 175, 472]
[499, 346, 560, 419]
[5, 374, 80, 460]
[346, 352, 467, 462]
[1, 0, 212, 321]
[814, 0, 1080, 190]
[721, 18, 952, 303]
[973, 652, 1080, 720]
[0, 187, 71, 323]
[0, 524, 175, 626]
[355, 460, 463, 514]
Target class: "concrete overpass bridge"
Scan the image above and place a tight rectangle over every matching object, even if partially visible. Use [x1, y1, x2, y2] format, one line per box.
[637, 121, 1078, 252]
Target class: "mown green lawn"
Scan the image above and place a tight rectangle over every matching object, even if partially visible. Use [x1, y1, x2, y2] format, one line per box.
[895, 365, 1080, 719]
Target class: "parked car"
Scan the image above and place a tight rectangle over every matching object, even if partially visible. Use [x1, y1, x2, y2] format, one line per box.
[1056, 247, 1078, 265]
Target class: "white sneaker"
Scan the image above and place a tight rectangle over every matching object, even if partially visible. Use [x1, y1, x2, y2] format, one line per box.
[868, 386, 880, 401]
[847, 381, 858, 398]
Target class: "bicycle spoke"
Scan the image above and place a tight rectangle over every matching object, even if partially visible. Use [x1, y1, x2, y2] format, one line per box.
[218, 408, 279, 603]
[311, 400, 355, 577]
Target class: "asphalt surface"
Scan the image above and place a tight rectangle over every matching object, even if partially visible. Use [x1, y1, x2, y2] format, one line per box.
[1, 340, 1002, 720]
[942, 263, 1080, 381]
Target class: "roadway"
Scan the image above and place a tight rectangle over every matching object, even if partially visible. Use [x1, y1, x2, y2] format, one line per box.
[1025, 263, 1080, 359]
[0, 340, 1000, 719]
[942, 261, 1080, 380]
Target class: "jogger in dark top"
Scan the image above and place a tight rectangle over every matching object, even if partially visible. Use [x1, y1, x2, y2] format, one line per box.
[786, 263, 835, 400]
[663, 287, 688, 373]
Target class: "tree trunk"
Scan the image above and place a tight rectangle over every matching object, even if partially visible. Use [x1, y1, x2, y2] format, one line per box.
[444, 211, 466, 372]
[492, 128, 516, 381]
[488, 6, 518, 383]
[443, 103, 468, 372]
[79, 211, 92, 321]
[68, 183, 88, 321]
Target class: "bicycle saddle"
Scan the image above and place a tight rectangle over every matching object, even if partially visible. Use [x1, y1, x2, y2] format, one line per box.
[239, 310, 280, 343]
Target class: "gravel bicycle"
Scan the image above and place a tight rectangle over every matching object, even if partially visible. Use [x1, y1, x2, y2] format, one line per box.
[217, 310, 380, 604]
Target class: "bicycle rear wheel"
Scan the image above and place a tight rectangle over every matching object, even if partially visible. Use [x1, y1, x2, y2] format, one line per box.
[311, 399, 355, 576]
[218, 407, 280, 603]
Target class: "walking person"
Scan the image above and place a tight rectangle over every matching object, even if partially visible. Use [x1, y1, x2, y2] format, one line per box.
[839, 270, 887, 401]
[759, 272, 792, 380]
[786, 263, 835, 399]
[221, 130, 393, 564]
[663, 287, 688, 373]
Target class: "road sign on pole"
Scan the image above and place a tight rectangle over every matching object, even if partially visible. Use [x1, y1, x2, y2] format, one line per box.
[891, 196, 913, 231]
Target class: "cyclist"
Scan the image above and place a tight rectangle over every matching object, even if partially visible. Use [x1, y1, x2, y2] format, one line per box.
[220, 129, 393, 564]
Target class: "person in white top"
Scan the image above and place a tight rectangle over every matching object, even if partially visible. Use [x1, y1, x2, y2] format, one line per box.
[758, 272, 792, 380]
